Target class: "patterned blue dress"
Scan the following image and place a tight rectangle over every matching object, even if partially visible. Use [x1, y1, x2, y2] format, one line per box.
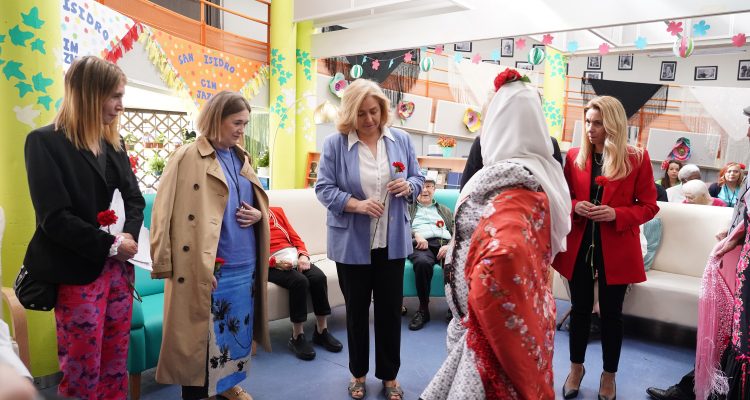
[206, 147, 257, 396]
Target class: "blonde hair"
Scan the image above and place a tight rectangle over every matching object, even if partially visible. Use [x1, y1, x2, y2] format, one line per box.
[336, 79, 392, 134]
[54, 56, 126, 152]
[196, 91, 252, 142]
[576, 96, 642, 180]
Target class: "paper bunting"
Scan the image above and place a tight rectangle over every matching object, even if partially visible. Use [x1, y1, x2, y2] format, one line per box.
[542, 34, 554, 45]
[667, 21, 683, 36]
[598, 43, 611, 55]
[434, 44, 444, 55]
[453, 53, 463, 64]
[490, 49, 500, 61]
[732, 33, 747, 47]
[404, 52, 413, 62]
[634, 36, 648, 50]
[103, 23, 144, 64]
[693, 20, 710, 37]
[516, 38, 526, 51]
[463, 108, 481, 133]
[371, 59, 380, 70]
[471, 53, 481, 64]
[566, 41, 578, 53]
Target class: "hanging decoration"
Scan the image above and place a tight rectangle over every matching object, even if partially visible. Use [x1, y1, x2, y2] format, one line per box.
[103, 23, 144, 64]
[673, 36, 694, 58]
[434, 45, 444, 55]
[463, 107, 482, 133]
[732, 33, 747, 47]
[397, 100, 415, 124]
[667, 21, 684, 36]
[542, 34, 554, 45]
[329, 73, 348, 98]
[693, 20, 711, 37]
[598, 43, 611, 55]
[566, 41, 579, 53]
[420, 57, 433, 72]
[668, 137, 692, 161]
[528, 47, 545, 65]
[516, 38, 526, 51]
[634, 36, 648, 50]
[350, 64, 363, 79]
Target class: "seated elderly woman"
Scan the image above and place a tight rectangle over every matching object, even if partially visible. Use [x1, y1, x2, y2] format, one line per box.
[666, 164, 702, 203]
[682, 180, 726, 207]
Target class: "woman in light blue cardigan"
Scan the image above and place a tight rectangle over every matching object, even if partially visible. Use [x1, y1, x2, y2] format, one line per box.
[315, 79, 423, 400]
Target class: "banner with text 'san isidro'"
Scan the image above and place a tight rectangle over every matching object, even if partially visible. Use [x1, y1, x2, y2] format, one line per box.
[150, 28, 265, 108]
[61, 0, 137, 68]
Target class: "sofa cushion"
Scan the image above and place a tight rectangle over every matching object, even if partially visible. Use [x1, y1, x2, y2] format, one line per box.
[403, 261, 445, 297]
[623, 270, 701, 328]
[642, 218, 662, 271]
[267, 189, 327, 256]
[652, 202, 731, 278]
[135, 265, 164, 297]
[141, 293, 164, 368]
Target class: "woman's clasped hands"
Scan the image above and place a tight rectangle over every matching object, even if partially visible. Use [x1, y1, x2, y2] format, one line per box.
[236, 200, 262, 228]
[575, 200, 616, 222]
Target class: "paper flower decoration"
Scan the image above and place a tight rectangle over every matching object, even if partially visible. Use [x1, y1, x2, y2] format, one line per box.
[528, 47, 545, 65]
[434, 45, 444, 55]
[471, 53, 482, 64]
[732, 33, 747, 47]
[669, 137, 692, 161]
[371, 59, 380, 70]
[566, 41, 579, 53]
[397, 100, 415, 124]
[516, 38, 526, 50]
[634, 36, 648, 50]
[542, 34, 554, 45]
[667, 21, 683, 36]
[672, 36, 694, 58]
[598, 43, 611, 55]
[403, 52, 413, 62]
[463, 108, 482, 133]
[329, 73, 348, 98]
[420, 57, 433, 72]
[693, 20, 710, 37]
[350, 64, 363, 79]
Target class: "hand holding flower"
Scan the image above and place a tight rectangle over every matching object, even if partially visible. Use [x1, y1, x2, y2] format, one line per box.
[386, 178, 412, 198]
[588, 205, 616, 222]
[114, 236, 138, 262]
[355, 198, 385, 218]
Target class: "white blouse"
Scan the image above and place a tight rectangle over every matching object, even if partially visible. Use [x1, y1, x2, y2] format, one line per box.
[348, 128, 393, 250]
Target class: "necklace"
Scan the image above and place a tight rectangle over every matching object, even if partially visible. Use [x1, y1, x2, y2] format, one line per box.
[212, 143, 242, 208]
[593, 153, 604, 166]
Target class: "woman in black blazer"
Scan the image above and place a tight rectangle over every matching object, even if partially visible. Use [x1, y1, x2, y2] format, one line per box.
[24, 56, 144, 400]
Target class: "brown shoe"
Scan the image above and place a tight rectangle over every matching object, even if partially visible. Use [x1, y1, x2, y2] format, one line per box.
[220, 385, 253, 400]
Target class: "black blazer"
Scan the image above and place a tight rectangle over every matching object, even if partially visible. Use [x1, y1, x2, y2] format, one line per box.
[24, 124, 145, 285]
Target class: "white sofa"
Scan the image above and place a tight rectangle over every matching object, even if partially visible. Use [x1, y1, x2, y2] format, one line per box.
[265, 189, 345, 321]
[553, 201, 733, 328]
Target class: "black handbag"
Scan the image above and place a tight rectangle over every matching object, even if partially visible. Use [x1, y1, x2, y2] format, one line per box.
[14, 265, 58, 311]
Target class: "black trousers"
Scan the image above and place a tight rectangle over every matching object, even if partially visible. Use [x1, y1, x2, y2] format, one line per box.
[336, 248, 404, 380]
[407, 238, 443, 308]
[268, 263, 331, 323]
[568, 222, 628, 373]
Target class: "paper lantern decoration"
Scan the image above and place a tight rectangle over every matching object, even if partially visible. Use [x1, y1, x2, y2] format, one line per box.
[420, 57, 433, 72]
[463, 108, 482, 133]
[329, 73, 348, 98]
[350, 64, 363, 79]
[528, 47, 545, 65]
[397, 100, 415, 124]
[672, 36, 694, 58]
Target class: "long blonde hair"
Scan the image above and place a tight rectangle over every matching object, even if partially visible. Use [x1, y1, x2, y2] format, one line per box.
[336, 79, 392, 134]
[575, 96, 642, 180]
[54, 56, 126, 152]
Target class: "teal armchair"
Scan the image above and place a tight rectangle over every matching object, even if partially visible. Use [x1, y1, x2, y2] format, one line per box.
[403, 189, 460, 298]
[127, 193, 164, 400]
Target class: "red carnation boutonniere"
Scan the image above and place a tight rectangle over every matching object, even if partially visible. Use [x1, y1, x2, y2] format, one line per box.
[269, 256, 277, 268]
[595, 176, 609, 187]
[436, 220, 445, 228]
[493, 68, 531, 92]
[392, 161, 405, 174]
[97, 209, 118, 233]
[214, 257, 225, 274]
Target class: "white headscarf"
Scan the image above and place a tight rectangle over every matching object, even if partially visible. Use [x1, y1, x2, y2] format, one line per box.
[476, 80, 571, 257]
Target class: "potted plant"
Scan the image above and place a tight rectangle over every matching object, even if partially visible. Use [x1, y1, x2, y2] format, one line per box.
[145, 132, 166, 149]
[148, 155, 166, 177]
[437, 136, 457, 158]
[256, 150, 269, 177]
[123, 132, 138, 148]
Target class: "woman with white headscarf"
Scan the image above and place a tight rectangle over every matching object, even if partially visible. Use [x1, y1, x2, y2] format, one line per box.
[421, 69, 571, 400]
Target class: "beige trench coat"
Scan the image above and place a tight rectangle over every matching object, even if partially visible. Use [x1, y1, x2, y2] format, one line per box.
[150, 136, 271, 386]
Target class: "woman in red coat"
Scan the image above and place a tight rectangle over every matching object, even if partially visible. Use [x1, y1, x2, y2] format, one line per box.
[553, 96, 658, 400]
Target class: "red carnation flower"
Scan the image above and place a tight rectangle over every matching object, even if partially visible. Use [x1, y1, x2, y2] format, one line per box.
[494, 68, 522, 92]
[269, 256, 277, 267]
[660, 159, 670, 170]
[740, 163, 747, 170]
[436, 220, 445, 228]
[97, 209, 118, 227]
[392, 161, 405, 173]
[129, 155, 138, 174]
[215, 257, 225, 265]
[214, 257, 225, 274]
[595, 176, 609, 187]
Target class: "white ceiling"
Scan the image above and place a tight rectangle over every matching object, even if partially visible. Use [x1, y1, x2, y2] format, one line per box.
[301, 0, 750, 58]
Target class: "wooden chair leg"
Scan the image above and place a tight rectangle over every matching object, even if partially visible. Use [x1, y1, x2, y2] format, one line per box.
[251, 340, 257, 356]
[129, 372, 141, 400]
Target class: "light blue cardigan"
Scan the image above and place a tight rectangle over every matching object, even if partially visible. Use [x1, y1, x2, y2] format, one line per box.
[315, 127, 424, 265]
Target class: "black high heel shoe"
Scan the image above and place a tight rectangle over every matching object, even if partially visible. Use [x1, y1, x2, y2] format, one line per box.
[598, 372, 616, 400]
[562, 365, 585, 399]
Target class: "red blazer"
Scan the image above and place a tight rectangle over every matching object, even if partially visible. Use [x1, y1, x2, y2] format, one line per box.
[268, 207, 309, 264]
[552, 147, 659, 285]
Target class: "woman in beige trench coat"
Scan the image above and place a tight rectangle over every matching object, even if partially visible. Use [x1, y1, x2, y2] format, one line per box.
[150, 91, 270, 400]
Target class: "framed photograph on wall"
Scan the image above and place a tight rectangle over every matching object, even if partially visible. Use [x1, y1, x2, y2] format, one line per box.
[501, 38, 514, 57]
[454, 42, 472, 52]
[587, 56, 601, 70]
[739, 60, 750, 80]
[618, 54, 633, 70]
[515, 61, 533, 71]
[583, 70, 603, 83]
[694, 66, 718, 81]
[660, 61, 677, 81]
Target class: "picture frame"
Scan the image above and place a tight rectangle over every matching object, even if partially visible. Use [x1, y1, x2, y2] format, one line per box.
[454, 41, 472, 53]
[587, 56, 601, 70]
[739, 60, 750, 80]
[500, 38, 514, 57]
[482, 59, 501, 65]
[583, 70, 603, 82]
[694, 66, 717, 81]
[660, 61, 677, 81]
[515, 61, 533, 71]
[308, 161, 319, 178]
[618, 54, 633, 70]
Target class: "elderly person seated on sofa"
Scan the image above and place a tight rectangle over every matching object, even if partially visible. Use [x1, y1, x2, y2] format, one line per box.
[682, 180, 726, 207]
[404, 178, 454, 331]
[268, 206, 343, 360]
[666, 164, 702, 203]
